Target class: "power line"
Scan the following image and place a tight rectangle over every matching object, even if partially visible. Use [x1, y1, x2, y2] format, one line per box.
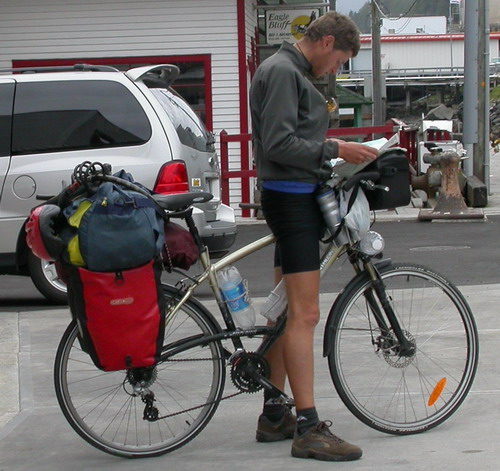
[399, 0, 421, 19]
[374, 0, 422, 21]
[371, 0, 389, 19]
[378, 0, 423, 34]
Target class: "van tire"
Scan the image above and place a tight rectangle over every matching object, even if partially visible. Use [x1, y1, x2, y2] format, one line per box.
[28, 252, 67, 304]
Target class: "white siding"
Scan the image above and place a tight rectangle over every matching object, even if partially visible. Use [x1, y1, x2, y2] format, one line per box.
[240, 0, 258, 209]
[352, 36, 500, 72]
[0, 0, 257, 213]
[0, 0, 241, 136]
[381, 40, 464, 70]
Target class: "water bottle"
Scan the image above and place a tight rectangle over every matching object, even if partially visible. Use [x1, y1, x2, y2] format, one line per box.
[359, 231, 385, 256]
[260, 279, 287, 322]
[315, 184, 348, 245]
[217, 266, 256, 329]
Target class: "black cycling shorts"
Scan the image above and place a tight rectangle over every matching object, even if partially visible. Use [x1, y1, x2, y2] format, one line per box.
[261, 188, 324, 275]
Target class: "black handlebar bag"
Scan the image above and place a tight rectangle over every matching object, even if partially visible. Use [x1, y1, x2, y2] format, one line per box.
[362, 148, 411, 210]
[61, 258, 166, 372]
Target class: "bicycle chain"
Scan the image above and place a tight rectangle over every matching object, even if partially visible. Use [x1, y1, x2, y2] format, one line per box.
[152, 357, 244, 420]
[155, 390, 245, 420]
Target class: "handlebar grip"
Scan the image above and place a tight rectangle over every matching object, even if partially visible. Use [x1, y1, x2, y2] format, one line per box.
[343, 171, 380, 192]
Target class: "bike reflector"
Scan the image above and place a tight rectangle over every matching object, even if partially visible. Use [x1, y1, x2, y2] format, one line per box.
[428, 377, 447, 407]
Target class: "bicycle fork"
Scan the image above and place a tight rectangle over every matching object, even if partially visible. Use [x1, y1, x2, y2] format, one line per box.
[323, 258, 415, 359]
[363, 261, 416, 357]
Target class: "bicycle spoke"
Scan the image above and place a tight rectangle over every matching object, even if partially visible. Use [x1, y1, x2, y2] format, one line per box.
[55, 294, 226, 458]
[328, 264, 478, 434]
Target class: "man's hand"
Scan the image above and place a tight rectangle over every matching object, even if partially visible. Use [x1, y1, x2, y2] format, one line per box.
[328, 139, 379, 164]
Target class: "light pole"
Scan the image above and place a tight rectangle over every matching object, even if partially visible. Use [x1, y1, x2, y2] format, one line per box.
[371, 0, 384, 125]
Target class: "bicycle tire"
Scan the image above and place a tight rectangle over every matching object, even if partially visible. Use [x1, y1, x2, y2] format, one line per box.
[326, 262, 478, 435]
[54, 285, 226, 458]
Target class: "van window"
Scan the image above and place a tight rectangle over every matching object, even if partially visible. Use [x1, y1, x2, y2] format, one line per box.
[151, 88, 214, 153]
[0, 82, 14, 157]
[12, 81, 151, 155]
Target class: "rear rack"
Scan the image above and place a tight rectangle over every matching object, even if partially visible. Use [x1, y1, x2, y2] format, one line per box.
[0, 63, 119, 74]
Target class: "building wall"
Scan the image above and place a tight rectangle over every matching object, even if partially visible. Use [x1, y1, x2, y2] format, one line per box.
[381, 16, 447, 35]
[491, 0, 500, 24]
[352, 35, 500, 72]
[0, 0, 241, 132]
[0, 0, 258, 213]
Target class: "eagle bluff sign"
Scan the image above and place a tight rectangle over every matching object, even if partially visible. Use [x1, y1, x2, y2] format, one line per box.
[265, 9, 321, 45]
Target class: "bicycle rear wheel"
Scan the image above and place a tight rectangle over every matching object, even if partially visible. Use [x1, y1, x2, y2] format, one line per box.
[326, 263, 478, 435]
[54, 287, 226, 458]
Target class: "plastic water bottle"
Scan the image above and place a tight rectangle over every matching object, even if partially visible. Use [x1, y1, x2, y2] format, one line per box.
[217, 266, 256, 329]
[260, 279, 287, 322]
[359, 231, 385, 255]
[315, 184, 348, 245]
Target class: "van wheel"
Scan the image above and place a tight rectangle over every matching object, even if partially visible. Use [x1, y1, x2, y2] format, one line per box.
[28, 252, 67, 304]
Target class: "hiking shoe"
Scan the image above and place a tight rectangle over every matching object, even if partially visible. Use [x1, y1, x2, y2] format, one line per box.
[291, 421, 362, 461]
[256, 408, 296, 442]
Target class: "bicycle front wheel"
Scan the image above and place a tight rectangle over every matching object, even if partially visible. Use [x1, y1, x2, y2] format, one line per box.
[327, 263, 478, 435]
[54, 289, 226, 458]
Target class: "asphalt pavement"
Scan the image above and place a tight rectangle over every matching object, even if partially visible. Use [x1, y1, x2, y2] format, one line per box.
[2, 153, 500, 470]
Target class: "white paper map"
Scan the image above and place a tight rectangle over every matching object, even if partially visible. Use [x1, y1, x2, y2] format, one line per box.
[328, 133, 400, 177]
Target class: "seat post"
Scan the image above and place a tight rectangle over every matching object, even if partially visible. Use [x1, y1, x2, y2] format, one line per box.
[183, 208, 206, 253]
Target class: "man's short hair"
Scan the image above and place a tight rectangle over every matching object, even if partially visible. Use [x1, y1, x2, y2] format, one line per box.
[305, 11, 361, 57]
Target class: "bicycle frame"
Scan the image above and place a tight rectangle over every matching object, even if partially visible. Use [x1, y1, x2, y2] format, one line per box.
[161, 200, 415, 366]
[160, 225, 347, 362]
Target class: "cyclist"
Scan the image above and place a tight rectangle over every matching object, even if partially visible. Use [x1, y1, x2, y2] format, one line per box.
[250, 12, 378, 461]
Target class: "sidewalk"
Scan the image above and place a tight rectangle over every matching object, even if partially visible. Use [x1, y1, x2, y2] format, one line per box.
[1, 152, 500, 470]
[0, 287, 499, 471]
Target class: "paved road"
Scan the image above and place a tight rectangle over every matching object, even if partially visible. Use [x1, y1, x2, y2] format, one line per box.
[1, 284, 499, 471]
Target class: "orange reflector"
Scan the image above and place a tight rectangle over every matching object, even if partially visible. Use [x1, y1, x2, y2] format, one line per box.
[428, 378, 447, 406]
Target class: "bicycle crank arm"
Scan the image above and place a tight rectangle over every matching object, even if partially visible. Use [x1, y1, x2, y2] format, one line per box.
[246, 369, 294, 407]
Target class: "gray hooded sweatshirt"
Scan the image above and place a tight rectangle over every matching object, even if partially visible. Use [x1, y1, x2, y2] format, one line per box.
[250, 41, 339, 185]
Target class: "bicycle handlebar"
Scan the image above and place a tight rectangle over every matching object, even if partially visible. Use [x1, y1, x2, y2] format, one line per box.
[342, 171, 380, 192]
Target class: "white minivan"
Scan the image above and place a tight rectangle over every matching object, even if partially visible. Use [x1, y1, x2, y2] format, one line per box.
[0, 64, 236, 303]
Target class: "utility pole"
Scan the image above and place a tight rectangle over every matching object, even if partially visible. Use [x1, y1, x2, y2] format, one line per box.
[463, 0, 489, 187]
[463, 0, 479, 177]
[477, 0, 490, 189]
[371, 0, 384, 125]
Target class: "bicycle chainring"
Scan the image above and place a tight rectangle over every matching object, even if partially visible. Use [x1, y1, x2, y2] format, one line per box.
[230, 351, 270, 393]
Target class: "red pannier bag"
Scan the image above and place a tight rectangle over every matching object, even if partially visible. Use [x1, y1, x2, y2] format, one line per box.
[63, 259, 166, 371]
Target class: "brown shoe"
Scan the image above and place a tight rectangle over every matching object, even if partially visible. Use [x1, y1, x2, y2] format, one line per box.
[256, 408, 296, 442]
[291, 421, 362, 461]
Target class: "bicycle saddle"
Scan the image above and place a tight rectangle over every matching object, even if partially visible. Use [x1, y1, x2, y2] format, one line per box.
[152, 192, 213, 211]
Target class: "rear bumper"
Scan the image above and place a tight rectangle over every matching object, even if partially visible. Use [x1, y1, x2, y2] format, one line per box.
[192, 203, 237, 254]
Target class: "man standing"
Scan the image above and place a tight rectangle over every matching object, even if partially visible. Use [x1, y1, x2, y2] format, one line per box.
[250, 12, 377, 461]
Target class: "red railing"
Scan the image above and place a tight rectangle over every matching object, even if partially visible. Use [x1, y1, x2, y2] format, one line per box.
[326, 125, 395, 139]
[219, 130, 254, 217]
[220, 126, 418, 217]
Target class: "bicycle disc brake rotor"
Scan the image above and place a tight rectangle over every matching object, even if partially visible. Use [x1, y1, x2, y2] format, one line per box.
[378, 330, 416, 368]
[230, 351, 270, 393]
